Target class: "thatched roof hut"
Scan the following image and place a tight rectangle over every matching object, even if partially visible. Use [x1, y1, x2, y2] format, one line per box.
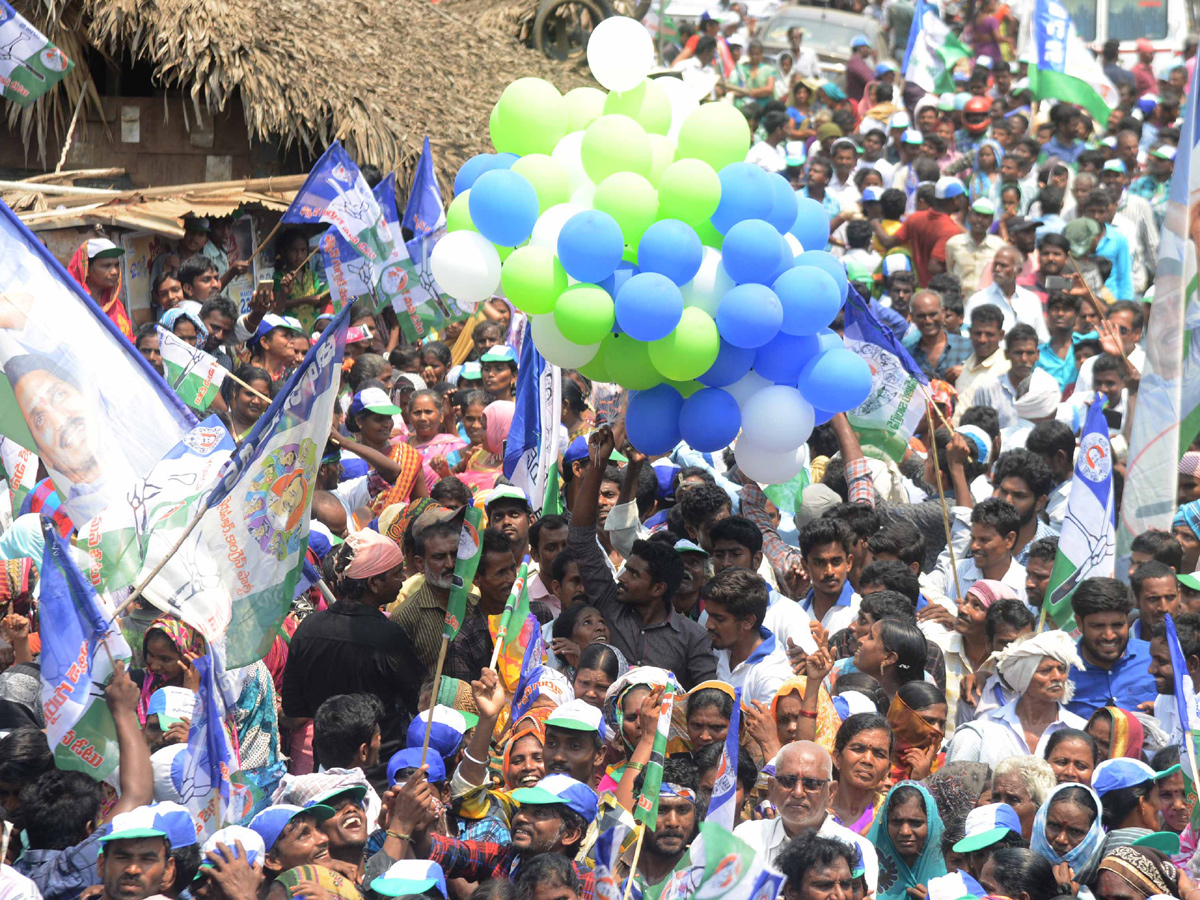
[6, 0, 591, 192]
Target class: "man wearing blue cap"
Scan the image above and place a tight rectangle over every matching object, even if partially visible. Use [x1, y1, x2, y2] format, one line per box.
[846, 35, 874, 102]
[247, 803, 335, 881]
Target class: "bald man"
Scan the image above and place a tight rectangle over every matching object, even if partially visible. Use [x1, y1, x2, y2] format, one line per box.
[733, 741, 879, 891]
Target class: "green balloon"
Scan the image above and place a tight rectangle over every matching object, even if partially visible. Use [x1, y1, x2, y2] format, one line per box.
[491, 78, 568, 156]
[580, 115, 652, 184]
[647, 135, 676, 187]
[565, 87, 607, 132]
[602, 79, 671, 136]
[510, 154, 569, 214]
[446, 191, 474, 233]
[657, 159, 721, 227]
[603, 332, 662, 390]
[501, 246, 567, 315]
[664, 379, 703, 398]
[554, 284, 615, 345]
[648, 307, 720, 381]
[674, 102, 751, 171]
[693, 219, 724, 250]
[593, 172, 658, 252]
[578, 342, 609, 381]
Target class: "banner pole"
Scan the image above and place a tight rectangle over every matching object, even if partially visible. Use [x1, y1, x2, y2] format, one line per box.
[623, 824, 647, 900]
[924, 404, 964, 604]
[421, 635, 450, 768]
[111, 498, 211, 619]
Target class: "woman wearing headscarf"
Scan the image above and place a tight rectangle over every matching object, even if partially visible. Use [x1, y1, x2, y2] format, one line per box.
[501, 714, 546, 791]
[744, 673, 840, 762]
[1086, 706, 1145, 761]
[969, 140, 1005, 203]
[1030, 782, 1105, 896]
[1173, 501, 1200, 573]
[1094, 845, 1184, 900]
[67, 239, 134, 339]
[945, 630, 1088, 766]
[601, 667, 686, 793]
[451, 395, 511, 493]
[888, 681, 947, 781]
[868, 781, 947, 900]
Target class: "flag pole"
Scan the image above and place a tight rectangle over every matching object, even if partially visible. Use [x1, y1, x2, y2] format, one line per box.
[924, 404, 964, 604]
[249, 219, 284, 263]
[420, 635, 451, 768]
[110, 498, 211, 619]
[488, 556, 531, 670]
[623, 824, 647, 900]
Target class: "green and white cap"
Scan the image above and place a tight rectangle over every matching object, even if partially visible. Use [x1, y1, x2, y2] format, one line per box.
[545, 698, 603, 733]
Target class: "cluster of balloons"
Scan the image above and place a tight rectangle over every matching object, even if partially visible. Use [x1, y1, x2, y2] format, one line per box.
[429, 16, 874, 484]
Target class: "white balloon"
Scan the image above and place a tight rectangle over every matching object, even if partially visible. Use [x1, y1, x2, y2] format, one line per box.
[586, 16, 655, 93]
[570, 182, 596, 208]
[654, 74, 700, 140]
[551, 131, 591, 193]
[723, 370, 773, 409]
[734, 439, 806, 485]
[680, 247, 733, 317]
[783, 232, 803, 257]
[529, 202, 588, 253]
[741, 385, 815, 453]
[429, 231, 501, 304]
[530, 313, 601, 367]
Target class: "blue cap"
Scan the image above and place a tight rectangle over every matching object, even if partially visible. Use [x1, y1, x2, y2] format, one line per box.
[406, 706, 468, 763]
[822, 83, 846, 101]
[881, 254, 912, 276]
[875, 61, 896, 77]
[861, 186, 883, 203]
[253, 313, 302, 343]
[480, 345, 518, 365]
[248, 804, 334, 852]
[1092, 758, 1180, 797]
[198, 826, 264, 874]
[100, 806, 171, 844]
[152, 802, 199, 849]
[935, 177, 966, 200]
[347, 386, 403, 419]
[511, 774, 599, 824]
[387, 747, 447, 785]
[562, 435, 589, 466]
[372, 861, 448, 899]
[850, 34, 870, 47]
[952, 803, 1022, 853]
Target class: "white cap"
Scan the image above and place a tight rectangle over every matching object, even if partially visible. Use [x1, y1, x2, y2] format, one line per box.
[86, 238, 124, 260]
[888, 111, 911, 129]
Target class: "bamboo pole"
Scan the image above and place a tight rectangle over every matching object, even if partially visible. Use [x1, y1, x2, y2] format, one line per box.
[420, 636, 451, 768]
[111, 499, 211, 619]
[925, 403, 964, 605]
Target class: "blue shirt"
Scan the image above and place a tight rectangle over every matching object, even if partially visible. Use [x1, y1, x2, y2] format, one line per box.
[1066, 637, 1157, 718]
[1041, 137, 1085, 164]
[1037, 340, 1077, 393]
[14, 833, 101, 900]
[1095, 225, 1133, 300]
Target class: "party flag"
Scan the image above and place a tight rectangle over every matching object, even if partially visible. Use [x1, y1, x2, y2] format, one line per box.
[487, 555, 531, 679]
[508, 623, 549, 725]
[705, 686, 742, 831]
[901, 0, 970, 94]
[1165, 614, 1200, 829]
[634, 687, 675, 830]
[592, 817, 636, 900]
[0, 1, 74, 106]
[842, 287, 929, 462]
[156, 326, 227, 412]
[177, 653, 238, 838]
[1118, 61, 1200, 571]
[1026, 0, 1118, 126]
[0, 437, 38, 519]
[1044, 396, 1115, 634]
[38, 517, 131, 783]
[649, 821, 785, 900]
[504, 322, 562, 515]
[444, 504, 483, 641]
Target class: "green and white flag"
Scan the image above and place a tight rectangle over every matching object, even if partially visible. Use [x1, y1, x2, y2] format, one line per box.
[1043, 396, 1115, 634]
[633, 687, 675, 830]
[0, 436, 38, 517]
[649, 822, 784, 900]
[444, 505, 484, 642]
[901, 0, 971, 95]
[157, 326, 227, 412]
[0, 1, 74, 107]
[1025, 0, 1118, 126]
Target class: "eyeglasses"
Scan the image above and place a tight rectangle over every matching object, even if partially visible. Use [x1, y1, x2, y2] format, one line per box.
[774, 774, 830, 792]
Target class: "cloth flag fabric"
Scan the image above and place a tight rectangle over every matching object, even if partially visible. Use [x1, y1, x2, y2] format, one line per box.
[901, 0, 971, 94]
[649, 821, 785, 900]
[489, 555, 531, 655]
[634, 687, 675, 830]
[400, 138, 464, 319]
[0, 1, 74, 106]
[0, 437, 38, 518]
[285, 143, 425, 341]
[508, 622, 549, 726]
[592, 817, 636, 900]
[1044, 396, 1115, 634]
[177, 653, 238, 837]
[0, 200, 195, 523]
[1027, 0, 1117, 126]
[38, 517, 131, 784]
[1118, 61, 1200, 571]
[444, 504, 484, 642]
[1164, 614, 1200, 830]
[842, 288, 929, 462]
[157, 326, 227, 412]
[504, 323, 563, 515]
[705, 687, 742, 831]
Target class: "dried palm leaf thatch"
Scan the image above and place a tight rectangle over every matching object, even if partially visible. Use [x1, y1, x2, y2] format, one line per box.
[441, 0, 538, 44]
[8, 0, 591, 194]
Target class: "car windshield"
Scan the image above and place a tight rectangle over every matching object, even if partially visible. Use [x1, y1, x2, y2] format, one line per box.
[762, 17, 872, 50]
[1061, 0, 1168, 41]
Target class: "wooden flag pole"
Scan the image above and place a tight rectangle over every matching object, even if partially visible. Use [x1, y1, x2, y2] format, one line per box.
[924, 403, 964, 606]
[420, 635, 451, 768]
[622, 824, 647, 900]
[488, 556, 531, 670]
[110, 498, 211, 620]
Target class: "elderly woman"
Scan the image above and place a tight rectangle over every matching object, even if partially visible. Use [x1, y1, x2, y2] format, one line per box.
[830, 712, 893, 836]
[1173, 501, 1200, 572]
[1030, 783, 1105, 895]
[1086, 706, 1144, 761]
[991, 756, 1057, 841]
[1094, 846, 1187, 900]
[944, 630, 1088, 765]
[868, 781, 947, 900]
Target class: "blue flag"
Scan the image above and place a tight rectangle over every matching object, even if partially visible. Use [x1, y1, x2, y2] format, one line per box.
[1165, 614, 1199, 774]
[503, 322, 562, 514]
[593, 819, 638, 900]
[402, 137, 445, 257]
[509, 623, 549, 726]
[38, 517, 131, 782]
[844, 288, 929, 384]
[178, 653, 237, 836]
[705, 686, 742, 830]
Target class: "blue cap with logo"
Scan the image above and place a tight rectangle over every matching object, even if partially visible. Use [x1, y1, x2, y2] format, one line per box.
[511, 774, 600, 824]
[1092, 758, 1180, 798]
[248, 804, 335, 852]
[387, 747, 448, 786]
[371, 860, 449, 899]
[952, 803, 1022, 853]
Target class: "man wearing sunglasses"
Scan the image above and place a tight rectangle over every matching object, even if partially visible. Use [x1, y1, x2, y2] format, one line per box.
[733, 741, 878, 892]
[1073, 300, 1145, 395]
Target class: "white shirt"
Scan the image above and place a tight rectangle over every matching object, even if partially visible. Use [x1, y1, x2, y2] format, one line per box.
[792, 46, 821, 79]
[944, 698, 1087, 766]
[944, 555, 1028, 607]
[801, 589, 861, 635]
[746, 140, 788, 174]
[715, 630, 795, 706]
[0, 867, 41, 900]
[1074, 345, 1145, 393]
[1046, 480, 1069, 526]
[765, 590, 814, 655]
[734, 815, 879, 891]
[964, 283, 1050, 342]
[971, 366, 1063, 429]
[858, 156, 896, 184]
[331, 474, 372, 518]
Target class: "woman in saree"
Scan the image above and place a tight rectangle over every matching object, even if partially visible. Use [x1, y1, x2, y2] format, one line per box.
[867, 781, 947, 900]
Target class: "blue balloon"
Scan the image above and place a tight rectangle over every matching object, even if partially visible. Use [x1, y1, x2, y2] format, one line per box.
[469, 170, 539, 247]
[678, 388, 741, 453]
[494, 153, 520, 169]
[766, 174, 799, 234]
[637, 220, 703, 287]
[753, 333, 821, 384]
[626, 385, 685, 455]
[815, 327, 845, 353]
[797, 349, 874, 412]
[773, 266, 842, 336]
[697, 339, 756, 387]
[599, 261, 639, 299]
[557, 211, 625, 284]
[790, 196, 832, 251]
[711, 163, 774, 234]
[615, 273, 684, 342]
[769, 233, 794, 283]
[812, 407, 835, 425]
[715, 284, 782, 349]
[721, 219, 784, 286]
[793, 250, 849, 302]
[454, 153, 499, 193]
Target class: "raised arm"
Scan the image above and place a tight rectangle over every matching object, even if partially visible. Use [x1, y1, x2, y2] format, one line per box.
[104, 660, 154, 819]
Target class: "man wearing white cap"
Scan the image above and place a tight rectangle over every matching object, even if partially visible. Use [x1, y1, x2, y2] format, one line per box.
[1131, 144, 1174, 228]
[96, 808, 176, 900]
[944, 199, 1006, 296]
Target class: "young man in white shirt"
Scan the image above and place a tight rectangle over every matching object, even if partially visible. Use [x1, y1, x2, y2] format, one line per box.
[704, 567, 793, 706]
[944, 497, 1028, 606]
